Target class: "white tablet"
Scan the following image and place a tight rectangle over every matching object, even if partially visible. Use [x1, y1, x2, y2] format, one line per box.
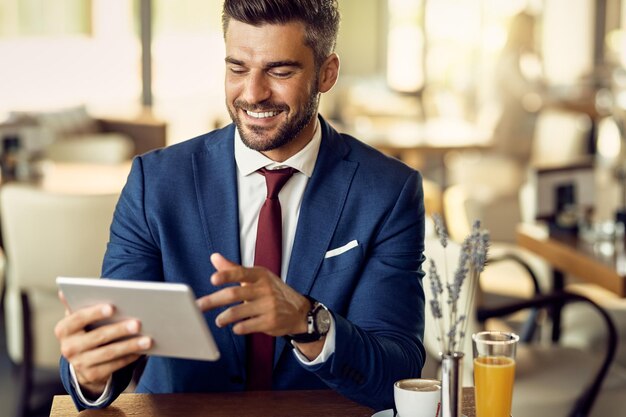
[56, 276, 220, 361]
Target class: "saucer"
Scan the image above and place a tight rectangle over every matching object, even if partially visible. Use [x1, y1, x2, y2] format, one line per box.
[371, 410, 395, 417]
[372, 412, 469, 417]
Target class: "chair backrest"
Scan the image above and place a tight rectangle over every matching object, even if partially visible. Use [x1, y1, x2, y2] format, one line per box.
[44, 133, 135, 165]
[0, 184, 119, 366]
[1, 184, 119, 290]
[531, 108, 592, 166]
[443, 183, 523, 243]
[0, 247, 4, 296]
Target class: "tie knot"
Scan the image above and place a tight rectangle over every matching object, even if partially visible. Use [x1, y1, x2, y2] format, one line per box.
[258, 167, 296, 199]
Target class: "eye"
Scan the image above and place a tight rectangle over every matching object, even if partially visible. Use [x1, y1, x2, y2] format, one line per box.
[269, 69, 294, 78]
[228, 65, 247, 75]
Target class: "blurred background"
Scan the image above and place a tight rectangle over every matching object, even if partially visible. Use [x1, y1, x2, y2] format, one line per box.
[2, 0, 626, 416]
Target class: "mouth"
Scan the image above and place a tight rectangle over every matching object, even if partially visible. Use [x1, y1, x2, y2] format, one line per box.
[244, 109, 282, 119]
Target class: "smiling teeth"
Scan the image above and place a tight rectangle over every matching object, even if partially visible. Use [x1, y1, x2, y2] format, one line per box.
[246, 110, 279, 119]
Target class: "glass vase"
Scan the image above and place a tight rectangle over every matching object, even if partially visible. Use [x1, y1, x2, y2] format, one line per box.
[440, 351, 464, 417]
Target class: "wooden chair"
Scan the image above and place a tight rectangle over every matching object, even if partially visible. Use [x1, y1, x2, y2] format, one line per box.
[0, 184, 119, 417]
[441, 185, 553, 335]
[44, 134, 134, 164]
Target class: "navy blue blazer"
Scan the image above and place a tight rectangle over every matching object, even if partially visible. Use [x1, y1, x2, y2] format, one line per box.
[60, 116, 426, 411]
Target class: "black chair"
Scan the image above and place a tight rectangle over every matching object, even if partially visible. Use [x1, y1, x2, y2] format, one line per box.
[423, 237, 620, 417]
[487, 251, 544, 342]
[477, 291, 618, 417]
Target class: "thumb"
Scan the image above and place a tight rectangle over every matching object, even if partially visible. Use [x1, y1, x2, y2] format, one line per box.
[58, 290, 71, 316]
[210, 253, 237, 271]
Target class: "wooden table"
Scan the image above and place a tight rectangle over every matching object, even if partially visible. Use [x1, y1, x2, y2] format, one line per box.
[517, 222, 626, 297]
[49, 388, 477, 417]
[517, 222, 626, 340]
[349, 117, 492, 186]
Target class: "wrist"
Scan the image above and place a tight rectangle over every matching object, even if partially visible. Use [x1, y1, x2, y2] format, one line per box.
[295, 295, 313, 333]
[284, 296, 331, 344]
[78, 379, 108, 401]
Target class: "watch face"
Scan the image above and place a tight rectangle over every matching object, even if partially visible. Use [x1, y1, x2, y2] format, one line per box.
[315, 307, 331, 334]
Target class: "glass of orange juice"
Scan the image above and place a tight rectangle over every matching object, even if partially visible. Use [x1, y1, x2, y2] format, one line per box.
[472, 331, 519, 417]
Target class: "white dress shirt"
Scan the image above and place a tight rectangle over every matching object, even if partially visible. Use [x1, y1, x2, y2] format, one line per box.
[71, 119, 335, 405]
[234, 120, 336, 364]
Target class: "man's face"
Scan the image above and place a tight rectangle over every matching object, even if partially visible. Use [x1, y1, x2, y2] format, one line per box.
[224, 20, 321, 161]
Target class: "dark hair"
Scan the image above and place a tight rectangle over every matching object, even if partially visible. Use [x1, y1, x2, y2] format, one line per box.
[222, 0, 340, 68]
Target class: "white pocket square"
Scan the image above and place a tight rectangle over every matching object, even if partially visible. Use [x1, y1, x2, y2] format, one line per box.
[324, 240, 359, 259]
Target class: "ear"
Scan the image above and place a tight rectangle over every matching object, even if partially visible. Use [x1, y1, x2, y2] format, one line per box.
[318, 53, 340, 93]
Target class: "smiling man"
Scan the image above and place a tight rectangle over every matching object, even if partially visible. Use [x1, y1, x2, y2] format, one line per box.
[55, 0, 427, 411]
[224, 19, 329, 160]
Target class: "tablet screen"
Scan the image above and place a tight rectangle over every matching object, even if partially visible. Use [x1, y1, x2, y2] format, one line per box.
[56, 277, 220, 361]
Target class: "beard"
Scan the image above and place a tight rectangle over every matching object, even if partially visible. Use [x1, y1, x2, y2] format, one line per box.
[227, 81, 320, 152]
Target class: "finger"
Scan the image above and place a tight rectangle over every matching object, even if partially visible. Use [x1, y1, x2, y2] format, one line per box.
[61, 319, 142, 358]
[210, 261, 248, 287]
[54, 304, 114, 340]
[210, 253, 238, 271]
[231, 314, 274, 336]
[210, 253, 267, 286]
[70, 335, 151, 386]
[58, 291, 71, 316]
[211, 267, 246, 286]
[212, 265, 275, 286]
[78, 336, 152, 370]
[196, 285, 256, 311]
[74, 352, 144, 387]
[230, 309, 301, 337]
[215, 300, 260, 328]
[216, 293, 280, 330]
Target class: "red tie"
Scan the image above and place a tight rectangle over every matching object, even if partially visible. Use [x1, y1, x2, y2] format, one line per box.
[247, 167, 295, 390]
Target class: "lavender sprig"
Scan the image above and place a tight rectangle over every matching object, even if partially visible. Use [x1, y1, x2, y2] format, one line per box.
[427, 215, 489, 355]
[433, 213, 448, 248]
[458, 221, 490, 350]
[427, 259, 447, 351]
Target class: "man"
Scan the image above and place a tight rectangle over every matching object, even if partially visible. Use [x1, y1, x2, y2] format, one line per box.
[54, 0, 426, 411]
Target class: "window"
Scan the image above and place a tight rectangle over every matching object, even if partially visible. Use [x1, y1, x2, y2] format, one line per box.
[386, 0, 542, 122]
[0, 0, 139, 117]
[0, 0, 228, 144]
[0, 0, 91, 37]
[151, 0, 226, 142]
[387, 0, 425, 93]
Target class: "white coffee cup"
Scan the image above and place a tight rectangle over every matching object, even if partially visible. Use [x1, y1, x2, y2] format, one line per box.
[393, 378, 441, 417]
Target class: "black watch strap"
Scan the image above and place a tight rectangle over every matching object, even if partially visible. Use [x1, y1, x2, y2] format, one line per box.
[283, 295, 329, 344]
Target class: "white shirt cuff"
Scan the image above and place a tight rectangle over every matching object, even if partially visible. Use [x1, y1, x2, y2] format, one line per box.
[291, 314, 336, 365]
[69, 363, 113, 407]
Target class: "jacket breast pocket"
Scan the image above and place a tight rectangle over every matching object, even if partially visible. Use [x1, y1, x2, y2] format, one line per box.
[318, 240, 363, 276]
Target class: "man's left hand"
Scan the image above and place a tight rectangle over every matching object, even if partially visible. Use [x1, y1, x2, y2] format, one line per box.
[196, 253, 310, 337]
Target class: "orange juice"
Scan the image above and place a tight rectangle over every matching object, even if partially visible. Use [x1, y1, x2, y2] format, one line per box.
[474, 356, 516, 417]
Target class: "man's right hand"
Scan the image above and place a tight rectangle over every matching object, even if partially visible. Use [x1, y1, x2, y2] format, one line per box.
[54, 292, 152, 399]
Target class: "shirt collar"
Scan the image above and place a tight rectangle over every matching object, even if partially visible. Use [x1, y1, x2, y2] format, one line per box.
[234, 118, 321, 178]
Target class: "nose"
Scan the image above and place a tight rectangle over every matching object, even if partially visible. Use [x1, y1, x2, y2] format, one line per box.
[241, 70, 271, 104]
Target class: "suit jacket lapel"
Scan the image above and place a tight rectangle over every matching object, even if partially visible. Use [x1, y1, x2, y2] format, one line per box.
[275, 118, 358, 362]
[192, 128, 241, 264]
[192, 126, 247, 371]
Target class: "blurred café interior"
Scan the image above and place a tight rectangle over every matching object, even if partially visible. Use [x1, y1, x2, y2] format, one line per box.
[3, 0, 626, 416]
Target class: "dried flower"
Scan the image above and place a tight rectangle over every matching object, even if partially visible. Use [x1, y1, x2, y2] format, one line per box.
[432, 213, 448, 248]
[427, 216, 490, 354]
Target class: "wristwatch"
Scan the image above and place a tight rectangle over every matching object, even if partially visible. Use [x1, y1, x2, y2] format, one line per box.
[284, 296, 331, 343]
